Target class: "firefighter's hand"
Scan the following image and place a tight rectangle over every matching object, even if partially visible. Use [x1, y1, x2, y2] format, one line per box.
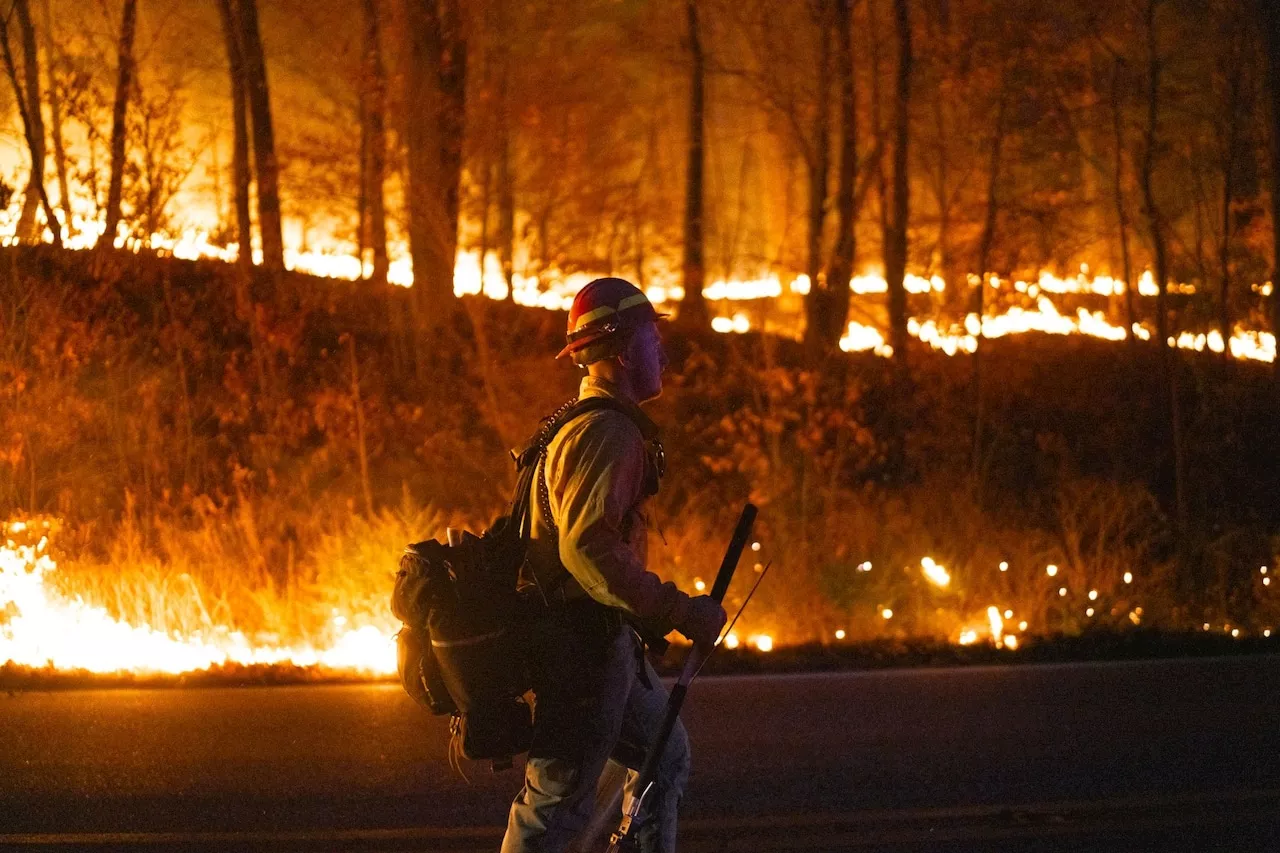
[677, 595, 727, 648]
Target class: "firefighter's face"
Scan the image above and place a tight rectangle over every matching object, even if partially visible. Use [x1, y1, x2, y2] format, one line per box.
[624, 321, 668, 401]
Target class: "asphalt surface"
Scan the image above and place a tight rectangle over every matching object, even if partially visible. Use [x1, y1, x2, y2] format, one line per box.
[1, 654, 1278, 851]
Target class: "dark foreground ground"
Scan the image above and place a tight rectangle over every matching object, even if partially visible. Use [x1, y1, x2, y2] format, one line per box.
[1, 655, 1278, 852]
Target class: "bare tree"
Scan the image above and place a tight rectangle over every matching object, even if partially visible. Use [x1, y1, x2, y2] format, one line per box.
[404, 0, 467, 322]
[1109, 57, 1137, 346]
[810, 0, 857, 355]
[885, 0, 913, 369]
[868, 0, 891, 264]
[800, 0, 832, 353]
[715, 0, 849, 348]
[972, 71, 1009, 473]
[1264, 0, 1280, 386]
[127, 73, 201, 243]
[99, 0, 138, 250]
[360, 0, 389, 286]
[0, 0, 58, 246]
[922, 1, 955, 293]
[1213, 3, 1250, 365]
[497, 75, 515, 302]
[215, 0, 252, 272]
[10, 0, 45, 242]
[1138, 0, 1187, 541]
[681, 0, 708, 327]
[237, 0, 284, 272]
[40, 0, 71, 235]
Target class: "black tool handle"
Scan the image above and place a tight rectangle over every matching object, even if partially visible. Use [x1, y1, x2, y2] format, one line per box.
[710, 503, 757, 602]
[607, 502, 757, 852]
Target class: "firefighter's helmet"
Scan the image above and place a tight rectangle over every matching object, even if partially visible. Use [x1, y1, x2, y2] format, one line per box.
[556, 277, 667, 364]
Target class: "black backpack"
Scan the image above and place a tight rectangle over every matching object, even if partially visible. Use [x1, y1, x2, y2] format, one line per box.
[391, 396, 642, 769]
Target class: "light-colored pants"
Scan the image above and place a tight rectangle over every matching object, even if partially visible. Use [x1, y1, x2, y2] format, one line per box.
[501, 627, 690, 853]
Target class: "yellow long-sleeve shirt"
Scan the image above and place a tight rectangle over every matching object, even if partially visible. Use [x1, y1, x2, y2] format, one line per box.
[525, 376, 691, 632]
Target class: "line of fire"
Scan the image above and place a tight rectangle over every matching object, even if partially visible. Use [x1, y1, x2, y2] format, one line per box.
[1, 0, 1279, 687]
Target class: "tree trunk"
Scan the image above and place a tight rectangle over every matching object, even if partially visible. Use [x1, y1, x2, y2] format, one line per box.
[972, 78, 1007, 475]
[358, 81, 368, 277]
[361, 0, 389, 286]
[99, 0, 138, 250]
[1266, 0, 1280, 386]
[497, 102, 515, 302]
[1109, 59, 1136, 348]
[216, 0, 253, 272]
[496, 0, 515, 303]
[681, 0, 708, 327]
[868, 0, 890, 252]
[478, 159, 491, 285]
[13, 0, 45, 242]
[1141, 13, 1168, 349]
[885, 0, 913, 369]
[819, 0, 857, 355]
[931, 80, 950, 301]
[41, 0, 72, 236]
[1140, 0, 1188, 543]
[802, 1, 832, 355]
[1219, 51, 1241, 364]
[404, 0, 467, 324]
[237, 0, 284, 273]
[0, 0, 58, 246]
[492, 0, 515, 302]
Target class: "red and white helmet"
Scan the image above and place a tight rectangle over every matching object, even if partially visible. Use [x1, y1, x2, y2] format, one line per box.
[557, 277, 667, 362]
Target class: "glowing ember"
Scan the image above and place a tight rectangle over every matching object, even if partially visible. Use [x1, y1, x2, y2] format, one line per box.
[0, 533, 395, 676]
[921, 557, 951, 588]
[987, 606, 1004, 646]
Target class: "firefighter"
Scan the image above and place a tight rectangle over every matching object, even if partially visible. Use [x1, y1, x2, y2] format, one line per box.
[502, 277, 727, 853]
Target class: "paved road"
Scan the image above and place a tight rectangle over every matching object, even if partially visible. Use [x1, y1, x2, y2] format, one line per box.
[1, 655, 1278, 851]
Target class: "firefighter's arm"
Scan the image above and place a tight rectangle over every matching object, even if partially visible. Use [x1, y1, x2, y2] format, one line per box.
[555, 416, 693, 631]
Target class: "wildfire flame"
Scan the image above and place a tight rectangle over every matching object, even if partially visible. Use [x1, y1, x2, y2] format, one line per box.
[0, 525, 395, 677]
[3, 199, 1272, 365]
[703, 268, 1273, 364]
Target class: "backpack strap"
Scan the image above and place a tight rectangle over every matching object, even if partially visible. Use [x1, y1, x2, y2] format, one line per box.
[509, 396, 647, 470]
[506, 396, 654, 542]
